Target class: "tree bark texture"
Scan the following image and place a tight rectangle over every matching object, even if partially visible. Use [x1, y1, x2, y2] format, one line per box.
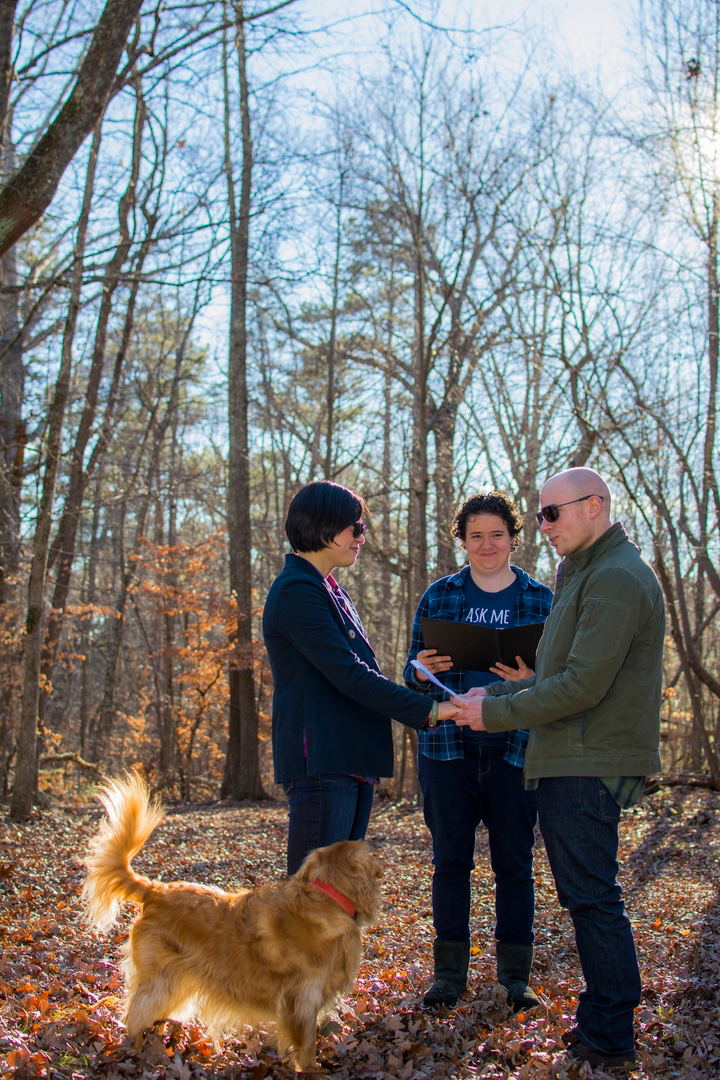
[0, 239, 23, 600]
[221, 0, 263, 800]
[0, 0, 17, 157]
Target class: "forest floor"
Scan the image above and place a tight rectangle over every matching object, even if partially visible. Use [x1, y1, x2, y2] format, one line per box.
[1, 779, 719, 1080]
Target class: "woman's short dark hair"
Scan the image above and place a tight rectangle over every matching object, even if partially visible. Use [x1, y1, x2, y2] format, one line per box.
[285, 480, 368, 553]
[451, 490, 524, 550]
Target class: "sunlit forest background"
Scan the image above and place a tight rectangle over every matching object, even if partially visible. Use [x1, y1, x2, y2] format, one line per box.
[1, 0, 718, 818]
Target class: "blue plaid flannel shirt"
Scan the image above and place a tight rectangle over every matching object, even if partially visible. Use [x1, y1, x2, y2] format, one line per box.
[403, 564, 553, 767]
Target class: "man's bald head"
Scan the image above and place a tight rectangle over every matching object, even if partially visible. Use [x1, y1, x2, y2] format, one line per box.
[538, 467, 613, 556]
[542, 468, 612, 512]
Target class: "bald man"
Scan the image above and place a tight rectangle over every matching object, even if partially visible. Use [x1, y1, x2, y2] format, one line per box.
[453, 467, 664, 1070]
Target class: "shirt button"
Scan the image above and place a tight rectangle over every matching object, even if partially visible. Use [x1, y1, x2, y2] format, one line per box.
[348, 629, 356, 639]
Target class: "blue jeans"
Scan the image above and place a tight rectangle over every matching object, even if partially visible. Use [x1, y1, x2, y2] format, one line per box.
[537, 776, 641, 1055]
[418, 742, 537, 943]
[282, 773, 375, 876]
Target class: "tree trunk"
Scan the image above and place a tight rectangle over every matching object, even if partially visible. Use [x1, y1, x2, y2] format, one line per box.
[92, 353, 184, 762]
[0, 0, 144, 257]
[433, 397, 459, 579]
[0, 128, 23, 603]
[0, 143, 24, 793]
[0, 0, 17, 158]
[160, 419, 180, 780]
[406, 247, 430, 639]
[324, 176, 344, 478]
[378, 271, 396, 674]
[79, 478, 103, 758]
[40, 87, 152, 726]
[221, 0, 263, 800]
[9, 121, 101, 818]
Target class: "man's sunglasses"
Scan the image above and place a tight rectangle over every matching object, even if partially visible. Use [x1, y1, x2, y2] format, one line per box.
[351, 521, 368, 539]
[536, 494, 604, 526]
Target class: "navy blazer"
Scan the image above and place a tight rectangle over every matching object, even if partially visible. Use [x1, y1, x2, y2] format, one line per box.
[263, 553, 431, 783]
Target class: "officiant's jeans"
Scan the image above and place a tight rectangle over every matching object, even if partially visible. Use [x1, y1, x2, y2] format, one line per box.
[418, 742, 536, 943]
[537, 776, 640, 1054]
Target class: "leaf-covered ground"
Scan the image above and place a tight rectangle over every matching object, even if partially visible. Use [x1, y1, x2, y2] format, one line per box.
[1, 782, 719, 1079]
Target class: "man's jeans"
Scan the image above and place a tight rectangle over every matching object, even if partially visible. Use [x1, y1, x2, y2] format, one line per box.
[282, 773, 375, 876]
[537, 776, 641, 1055]
[418, 742, 537, 943]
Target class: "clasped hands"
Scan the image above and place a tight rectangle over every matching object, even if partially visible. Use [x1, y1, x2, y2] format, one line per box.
[442, 687, 488, 731]
[417, 647, 532, 732]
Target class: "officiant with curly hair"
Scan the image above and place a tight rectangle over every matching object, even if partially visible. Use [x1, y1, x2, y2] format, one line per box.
[404, 491, 552, 1011]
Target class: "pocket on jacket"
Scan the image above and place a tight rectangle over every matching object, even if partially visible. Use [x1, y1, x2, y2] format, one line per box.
[572, 597, 631, 662]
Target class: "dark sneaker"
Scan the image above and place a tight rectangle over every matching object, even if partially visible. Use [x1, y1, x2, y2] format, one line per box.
[566, 1038, 637, 1069]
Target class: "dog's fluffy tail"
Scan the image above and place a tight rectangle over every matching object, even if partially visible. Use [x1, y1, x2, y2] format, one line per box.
[82, 771, 165, 930]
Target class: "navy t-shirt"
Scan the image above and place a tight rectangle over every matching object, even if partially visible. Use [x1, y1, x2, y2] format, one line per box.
[462, 574, 520, 748]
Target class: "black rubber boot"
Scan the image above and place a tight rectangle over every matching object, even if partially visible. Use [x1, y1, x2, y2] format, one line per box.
[496, 942, 540, 1012]
[422, 939, 470, 1007]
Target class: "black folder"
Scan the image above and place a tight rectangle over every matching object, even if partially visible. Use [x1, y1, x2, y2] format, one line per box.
[420, 617, 545, 671]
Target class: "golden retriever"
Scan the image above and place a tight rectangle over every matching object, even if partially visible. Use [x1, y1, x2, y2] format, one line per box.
[82, 772, 382, 1072]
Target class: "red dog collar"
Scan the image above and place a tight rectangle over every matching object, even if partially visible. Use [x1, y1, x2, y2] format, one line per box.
[312, 880, 357, 919]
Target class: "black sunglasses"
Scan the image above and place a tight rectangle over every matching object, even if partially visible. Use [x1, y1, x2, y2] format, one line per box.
[351, 521, 368, 539]
[536, 494, 604, 525]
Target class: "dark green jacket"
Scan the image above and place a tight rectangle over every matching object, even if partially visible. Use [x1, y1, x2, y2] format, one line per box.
[482, 523, 664, 779]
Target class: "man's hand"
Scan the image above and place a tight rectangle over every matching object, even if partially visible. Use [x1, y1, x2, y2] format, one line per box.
[461, 687, 488, 699]
[450, 688, 487, 731]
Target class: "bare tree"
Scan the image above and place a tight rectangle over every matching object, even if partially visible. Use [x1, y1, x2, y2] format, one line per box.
[91, 337, 187, 761]
[581, 0, 720, 784]
[221, 0, 263, 800]
[10, 120, 103, 818]
[39, 76, 157, 733]
[0, 0, 145, 258]
[345, 38, 536, 592]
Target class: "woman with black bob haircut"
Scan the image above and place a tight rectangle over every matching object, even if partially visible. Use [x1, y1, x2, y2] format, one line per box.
[284, 480, 368, 554]
[264, 479, 458, 874]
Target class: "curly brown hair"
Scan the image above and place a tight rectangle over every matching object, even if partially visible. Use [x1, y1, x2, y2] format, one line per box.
[451, 491, 524, 550]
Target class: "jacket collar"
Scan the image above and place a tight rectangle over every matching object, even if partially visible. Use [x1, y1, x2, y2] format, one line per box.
[284, 553, 371, 645]
[562, 521, 629, 573]
[284, 552, 327, 579]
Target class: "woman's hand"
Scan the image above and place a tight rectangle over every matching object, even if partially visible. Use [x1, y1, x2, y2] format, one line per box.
[415, 648, 453, 681]
[488, 655, 533, 681]
[450, 691, 487, 731]
[437, 701, 459, 721]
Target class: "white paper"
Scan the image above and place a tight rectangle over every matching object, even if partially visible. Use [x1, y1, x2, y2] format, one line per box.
[410, 658, 455, 696]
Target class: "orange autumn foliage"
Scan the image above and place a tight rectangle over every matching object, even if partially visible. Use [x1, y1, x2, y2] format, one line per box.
[130, 533, 234, 795]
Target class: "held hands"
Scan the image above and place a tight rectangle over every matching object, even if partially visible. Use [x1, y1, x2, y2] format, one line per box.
[437, 701, 459, 722]
[414, 648, 453, 681]
[418, 651, 530, 729]
[450, 687, 487, 731]
[489, 654, 533, 681]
